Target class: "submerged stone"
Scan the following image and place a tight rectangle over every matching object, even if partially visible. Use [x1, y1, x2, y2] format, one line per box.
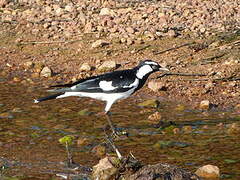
[153, 140, 190, 149]
[148, 112, 162, 122]
[128, 163, 200, 180]
[12, 107, 23, 113]
[138, 99, 160, 108]
[92, 145, 107, 158]
[78, 109, 92, 116]
[0, 112, 14, 119]
[226, 123, 240, 134]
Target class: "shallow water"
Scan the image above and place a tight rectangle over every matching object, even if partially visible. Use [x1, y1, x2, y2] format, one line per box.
[0, 82, 240, 179]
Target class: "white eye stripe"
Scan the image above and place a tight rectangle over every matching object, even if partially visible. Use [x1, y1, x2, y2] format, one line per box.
[144, 61, 158, 66]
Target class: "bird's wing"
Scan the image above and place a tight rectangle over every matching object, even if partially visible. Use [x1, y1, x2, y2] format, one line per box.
[50, 69, 139, 93]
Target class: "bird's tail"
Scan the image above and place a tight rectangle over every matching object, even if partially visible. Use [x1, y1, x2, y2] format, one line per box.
[34, 92, 64, 103]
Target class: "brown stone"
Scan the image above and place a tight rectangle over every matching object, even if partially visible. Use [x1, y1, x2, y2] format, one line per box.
[92, 157, 118, 180]
[148, 112, 162, 122]
[91, 40, 110, 48]
[148, 81, 167, 92]
[199, 100, 210, 110]
[195, 165, 220, 179]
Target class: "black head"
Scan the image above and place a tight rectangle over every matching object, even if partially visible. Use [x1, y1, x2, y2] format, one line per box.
[138, 60, 169, 71]
[136, 60, 169, 79]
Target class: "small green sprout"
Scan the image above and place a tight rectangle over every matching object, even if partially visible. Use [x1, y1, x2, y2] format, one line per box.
[59, 135, 74, 146]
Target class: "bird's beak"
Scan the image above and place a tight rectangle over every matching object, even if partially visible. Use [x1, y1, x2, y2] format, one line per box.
[159, 67, 169, 71]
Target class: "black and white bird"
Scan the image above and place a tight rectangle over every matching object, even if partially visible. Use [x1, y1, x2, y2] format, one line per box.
[34, 60, 169, 134]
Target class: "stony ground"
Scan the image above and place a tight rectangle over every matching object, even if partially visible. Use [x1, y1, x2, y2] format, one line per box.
[0, 0, 240, 111]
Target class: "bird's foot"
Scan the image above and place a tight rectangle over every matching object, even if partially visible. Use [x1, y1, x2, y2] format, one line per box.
[96, 111, 106, 116]
[105, 125, 128, 139]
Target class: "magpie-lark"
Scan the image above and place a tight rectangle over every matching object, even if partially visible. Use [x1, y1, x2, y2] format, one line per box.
[34, 60, 169, 135]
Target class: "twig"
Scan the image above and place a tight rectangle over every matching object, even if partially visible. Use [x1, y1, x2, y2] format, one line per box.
[65, 142, 73, 168]
[200, 53, 226, 64]
[18, 39, 81, 45]
[0, 20, 18, 24]
[153, 42, 195, 55]
[135, 45, 151, 53]
[212, 39, 240, 50]
[156, 72, 207, 79]
[167, 76, 240, 82]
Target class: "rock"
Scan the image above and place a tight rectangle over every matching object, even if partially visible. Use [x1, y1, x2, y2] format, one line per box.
[99, 8, 115, 16]
[182, 126, 193, 133]
[78, 11, 86, 25]
[40, 67, 52, 78]
[34, 62, 44, 73]
[148, 112, 162, 121]
[173, 128, 180, 134]
[126, 38, 134, 46]
[97, 60, 116, 72]
[167, 29, 177, 37]
[138, 99, 160, 108]
[23, 61, 34, 69]
[128, 163, 200, 180]
[209, 41, 221, 48]
[77, 137, 89, 146]
[65, 4, 74, 12]
[92, 145, 107, 158]
[91, 40, 110, 48]
[13, 77, 21, 82]
[43, 23, 50, 29]
[92, 156, 118, 180]
[0, 0, 9, 8]
[12, 108, 22, 113]
[223, 58, 239, 65]
[45, 6, 52, 13]
[199, 100, 210, 110]
[205, 81, 214, 89]
[126, 27, 135, 34]
[195, 165, 220, 179]
[227, 123, 240, 134]
[84, 22, 94, 33]
[175, 104, 185, 111]
[79, 63, 92, 72]
[148, 81, 167, 92]
[120, 38, 127, 43]
[55, 7, 64, 16]
[235, 104, 240, 111]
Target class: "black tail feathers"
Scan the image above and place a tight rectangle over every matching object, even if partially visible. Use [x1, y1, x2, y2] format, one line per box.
[34, 92, 64, 103]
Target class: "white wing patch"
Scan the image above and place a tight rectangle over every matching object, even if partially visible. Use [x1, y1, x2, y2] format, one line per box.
[99, 80, 116, 91]
[136, 65, 153, 79]
[123, 78, 139, 88]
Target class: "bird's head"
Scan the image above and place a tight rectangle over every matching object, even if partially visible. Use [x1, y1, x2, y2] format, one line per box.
[136, 60, 169, 79]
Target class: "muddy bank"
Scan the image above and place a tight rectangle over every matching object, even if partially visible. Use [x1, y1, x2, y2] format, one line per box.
[1, 0, 239, 111]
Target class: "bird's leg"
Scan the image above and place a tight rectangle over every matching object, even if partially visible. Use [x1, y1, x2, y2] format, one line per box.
[105, 111, 118, 137]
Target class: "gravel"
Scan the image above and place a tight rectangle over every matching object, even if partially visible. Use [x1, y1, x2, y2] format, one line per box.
[0, 0, 239, 43]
